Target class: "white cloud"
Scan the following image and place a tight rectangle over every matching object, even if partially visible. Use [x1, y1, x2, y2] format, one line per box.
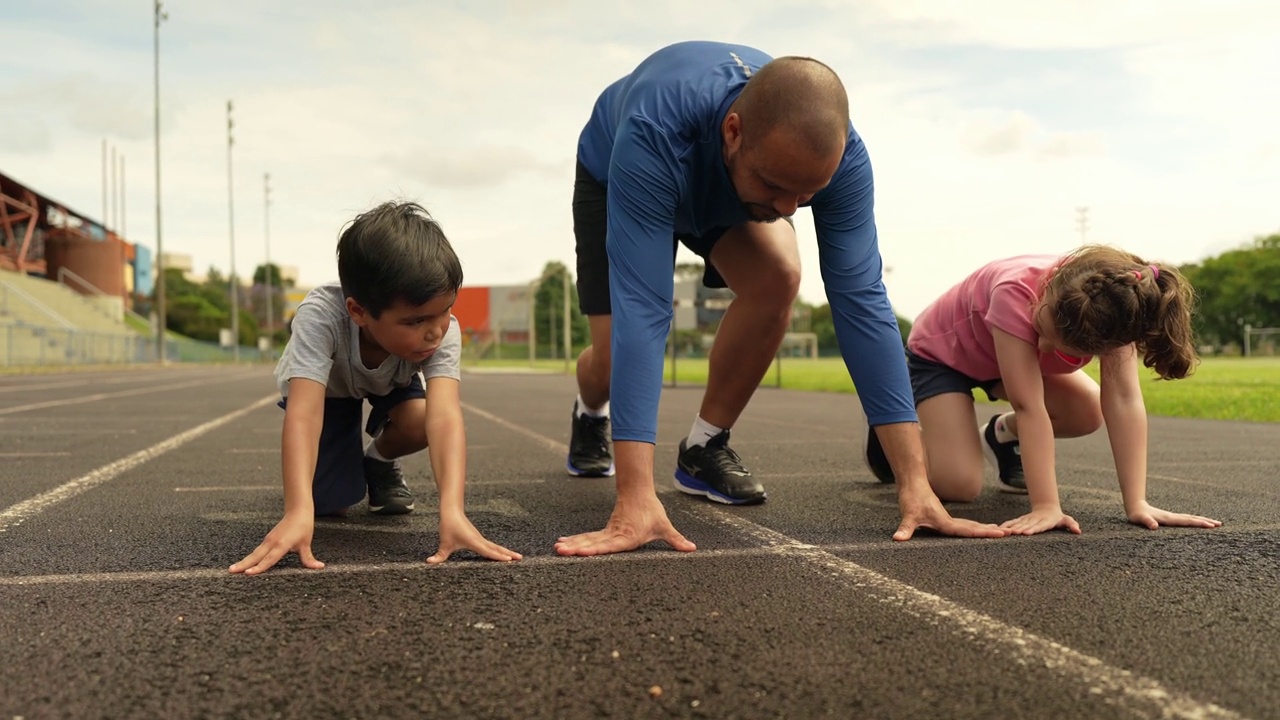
[954, 110, 1106, 159]
[2, 0, 1276, 321]
[0, 75, 152, 141]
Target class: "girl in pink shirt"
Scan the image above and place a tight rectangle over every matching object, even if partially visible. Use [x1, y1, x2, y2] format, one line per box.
[867, 246, 1222, 536]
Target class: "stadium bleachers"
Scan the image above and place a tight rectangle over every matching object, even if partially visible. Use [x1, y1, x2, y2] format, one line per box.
[0, 272, 152, 365]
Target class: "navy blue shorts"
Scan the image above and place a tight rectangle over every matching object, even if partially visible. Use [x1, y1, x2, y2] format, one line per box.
[571, 160, 793, 316]
[278, 374, 426, 515]
[906, 350, 999, 406]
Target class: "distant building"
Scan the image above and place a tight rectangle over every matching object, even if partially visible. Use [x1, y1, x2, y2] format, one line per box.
[1, 169, 149, 319]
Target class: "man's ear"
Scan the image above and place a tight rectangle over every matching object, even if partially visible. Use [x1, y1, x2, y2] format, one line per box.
[722, 111, 744, 152]
[346, 297, 370, 327]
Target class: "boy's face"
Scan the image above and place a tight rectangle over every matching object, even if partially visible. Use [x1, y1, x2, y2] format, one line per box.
[347, 292, 456, 363]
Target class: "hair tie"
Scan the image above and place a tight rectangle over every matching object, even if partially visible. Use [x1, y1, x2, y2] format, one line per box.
[1149, 264, 1160, 279]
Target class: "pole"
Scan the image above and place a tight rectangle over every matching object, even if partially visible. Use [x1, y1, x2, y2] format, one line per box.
[548, 298, 556, 360]
[120, 155, 126, 239]
[1076, 206, 1089, 245]
[562, 268, 571, 374]
[153, 1, 168, 363]
[227, 100, 239, 362]
[110, 144, 117, 232]
[263, 172, 273, 359]
[527, 281, 536, 366]
[669, 327, 677, 388]
[101, 139, 107, 227]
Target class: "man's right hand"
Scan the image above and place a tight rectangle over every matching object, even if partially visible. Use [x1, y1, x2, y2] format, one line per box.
[229, 512, 325, 576]
[554, 491, 696, 556]
[893, 486, 1009, 541]
[556, 441, 696, 556]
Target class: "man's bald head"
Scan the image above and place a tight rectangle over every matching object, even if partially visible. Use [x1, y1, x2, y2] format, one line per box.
[733, 57, 849, 158]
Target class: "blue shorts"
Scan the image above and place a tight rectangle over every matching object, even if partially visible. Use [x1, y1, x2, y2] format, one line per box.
[278, 374, 426, 515]
[906, 350, 999, 406]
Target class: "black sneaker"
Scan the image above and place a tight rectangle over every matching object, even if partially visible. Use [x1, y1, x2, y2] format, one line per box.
[567, 401, 614, 477]
[364, 456, 415, 514]
[981, 415, 1026, 494]
[864, 426, 895, 483]
[673, 430, 766, 505]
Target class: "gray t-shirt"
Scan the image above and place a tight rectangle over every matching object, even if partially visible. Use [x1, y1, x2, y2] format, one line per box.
[274, 282, 462, 398]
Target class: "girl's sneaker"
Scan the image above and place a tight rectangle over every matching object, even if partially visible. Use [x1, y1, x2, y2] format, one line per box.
[981, 415, 1026, 494]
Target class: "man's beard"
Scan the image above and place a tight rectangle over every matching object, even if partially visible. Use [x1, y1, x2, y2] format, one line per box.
[743, 202, 781, 222]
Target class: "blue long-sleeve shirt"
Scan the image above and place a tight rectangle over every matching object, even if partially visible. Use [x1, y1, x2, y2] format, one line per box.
[577, 41, 917, 444]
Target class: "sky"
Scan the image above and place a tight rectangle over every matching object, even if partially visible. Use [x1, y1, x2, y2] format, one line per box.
[3, 0, 1278, 319]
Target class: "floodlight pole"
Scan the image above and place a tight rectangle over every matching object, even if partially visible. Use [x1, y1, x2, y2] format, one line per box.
[227, 100, 239, 362]
[562, 268, 571, 374]
[263, 172, 273, 359]
[153, 0, 168, 363]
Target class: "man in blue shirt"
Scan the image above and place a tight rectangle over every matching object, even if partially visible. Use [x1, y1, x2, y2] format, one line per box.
[557, 41, 1007, 556]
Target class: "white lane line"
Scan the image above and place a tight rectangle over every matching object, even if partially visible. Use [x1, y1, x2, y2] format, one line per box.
[689, 509, 1243, 719]
[0, 379, 92, 393]
[0, 370, 264, 416]
[0, 546, 793, 586]
[0, 452, 72, 457]
[0, 373, 177, 394]
[174, 485, 278, 492]
[5, 520, 1277, 587]
[462, 402, 565, 454]
[0, 428, 139, 435]
[459, 405, 1245, 720]
[0, 394, 279, 534]
[1069, 462, 1268, 491]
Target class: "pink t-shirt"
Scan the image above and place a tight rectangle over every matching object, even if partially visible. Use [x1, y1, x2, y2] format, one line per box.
[907, 254, 1092, 381]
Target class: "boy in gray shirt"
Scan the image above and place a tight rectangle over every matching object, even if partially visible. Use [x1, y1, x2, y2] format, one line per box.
[231, 201, 522, 575]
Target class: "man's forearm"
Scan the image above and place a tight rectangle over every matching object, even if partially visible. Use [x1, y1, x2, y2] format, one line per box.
[874, 422, 929, 493]
[614, 440, 657, 495]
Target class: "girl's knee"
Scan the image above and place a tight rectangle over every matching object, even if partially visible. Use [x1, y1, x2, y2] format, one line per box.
[1054, 405, 1103, 438]
[929, 471, 984, 503]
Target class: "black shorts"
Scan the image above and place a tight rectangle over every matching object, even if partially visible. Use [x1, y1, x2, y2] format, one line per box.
[277, 374, 425, 515]
[906, 350, 999, 406]
[572, 161, 792, 316]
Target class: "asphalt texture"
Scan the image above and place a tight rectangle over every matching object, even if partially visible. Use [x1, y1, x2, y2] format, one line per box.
[0, 365, 1276, 720]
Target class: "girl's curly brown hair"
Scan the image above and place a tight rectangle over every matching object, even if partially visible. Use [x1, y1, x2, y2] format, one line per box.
[1043, 245, 1198, 379]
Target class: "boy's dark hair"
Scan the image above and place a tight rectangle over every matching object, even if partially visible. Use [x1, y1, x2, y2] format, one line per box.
[1045, 245, 1198, 380]
[336, 201, 463, 318]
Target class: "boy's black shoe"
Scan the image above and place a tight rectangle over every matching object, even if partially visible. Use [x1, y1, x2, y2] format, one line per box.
[673, 430, 766, 505]
[864, 426, 895, 483]
[567, 401, 615, 477]
[364, 456, 415, 514]
[981, 415, 1027, 494]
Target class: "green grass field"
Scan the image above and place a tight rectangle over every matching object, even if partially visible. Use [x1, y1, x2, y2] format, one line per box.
[466, 355, 1280, 423]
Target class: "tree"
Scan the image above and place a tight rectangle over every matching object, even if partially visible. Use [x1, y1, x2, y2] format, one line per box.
[250, 263, 288, 341]
[809, 303, 912, 355]
[152, 264, 262, 347]
[532, 261, 588, 358]
[674, 261, 704, 282]
[252, 263, 291, 288]
[166, 295, 224, 342]
[1180, 233, 1280, 347]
